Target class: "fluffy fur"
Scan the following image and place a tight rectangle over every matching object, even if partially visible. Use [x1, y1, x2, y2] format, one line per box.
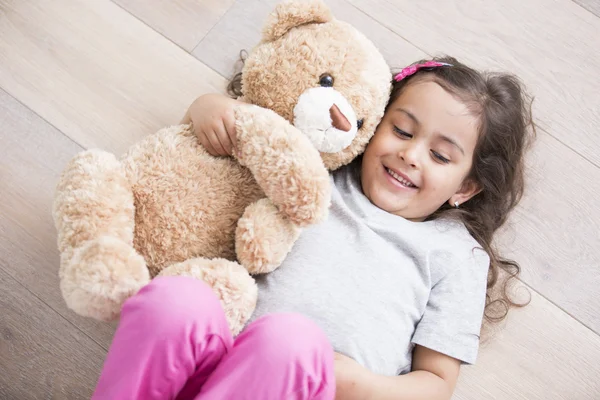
[53, 0, 391, 335]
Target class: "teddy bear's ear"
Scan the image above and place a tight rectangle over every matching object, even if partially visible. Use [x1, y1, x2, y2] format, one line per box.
[261, 0, 333, 43]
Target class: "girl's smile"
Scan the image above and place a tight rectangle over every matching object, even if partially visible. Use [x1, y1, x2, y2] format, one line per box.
[361, 78, 482, 222]
[383, 165, 418, 191]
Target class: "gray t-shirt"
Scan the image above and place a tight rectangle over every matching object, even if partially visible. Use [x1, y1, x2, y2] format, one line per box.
[250, 162, 489, 376]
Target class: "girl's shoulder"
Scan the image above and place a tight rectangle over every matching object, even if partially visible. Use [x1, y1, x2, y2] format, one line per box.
[426, 218, 490, 283]
[428, 217, 486, 255]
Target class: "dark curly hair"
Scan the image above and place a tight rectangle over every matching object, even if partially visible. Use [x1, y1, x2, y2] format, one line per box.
[389, 56, 536, 324]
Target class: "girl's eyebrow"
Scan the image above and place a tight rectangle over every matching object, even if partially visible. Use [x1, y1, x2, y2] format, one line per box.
[394, 107, 465, 156]
[438, 134, 465, 156]
[394, 107, 420, 125]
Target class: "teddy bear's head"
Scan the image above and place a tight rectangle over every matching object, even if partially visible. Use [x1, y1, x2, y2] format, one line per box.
[240, 0, 392, 170]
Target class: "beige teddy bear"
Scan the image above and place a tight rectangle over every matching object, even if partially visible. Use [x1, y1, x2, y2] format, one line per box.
[53, 0, 391, 335]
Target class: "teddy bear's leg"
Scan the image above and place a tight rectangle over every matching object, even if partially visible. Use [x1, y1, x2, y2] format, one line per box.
[53, 150, 150, 321]
[236, 198, 301, 275]
[158, 258, 257, 336]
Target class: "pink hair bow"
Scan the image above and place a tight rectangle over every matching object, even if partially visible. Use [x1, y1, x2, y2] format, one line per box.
[393, 61, 453, 82]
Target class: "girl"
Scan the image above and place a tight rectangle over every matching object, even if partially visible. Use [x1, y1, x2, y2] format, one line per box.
[92, 56, 534, 400]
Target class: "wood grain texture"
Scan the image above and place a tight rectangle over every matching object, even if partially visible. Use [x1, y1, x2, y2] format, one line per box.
[1, 0, 600, 398]
[348, 0, 600, 167]
[0, 0, 227, 156]
[0, 268, 105, 399]
[0, 89, 116, 349]
[113, 0, 235, 51]
[454, 286, 600, 399]
[192, 0, 426, 81]
[574, 0, 600, 17]
[494, 132, 600, 333]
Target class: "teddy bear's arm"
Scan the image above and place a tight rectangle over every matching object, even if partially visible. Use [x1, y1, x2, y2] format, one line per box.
[234, 104, 331, 227]
[235, 198, 302, 275]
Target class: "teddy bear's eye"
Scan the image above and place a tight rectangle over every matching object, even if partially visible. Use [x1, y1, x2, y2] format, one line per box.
[319, 73, 334, 87]
[357, 119, 364, 129]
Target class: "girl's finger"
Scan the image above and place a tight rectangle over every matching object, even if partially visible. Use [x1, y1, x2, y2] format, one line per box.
[207, 129, 228, 156]
[216, 121, 234, 155]
[198, 131, 219, 156]
[224, 112, 238, 153]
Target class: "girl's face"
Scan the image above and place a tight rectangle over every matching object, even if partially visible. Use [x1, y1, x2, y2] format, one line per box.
[361, 78, 481, 222]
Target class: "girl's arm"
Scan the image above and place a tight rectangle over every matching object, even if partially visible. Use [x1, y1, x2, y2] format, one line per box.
[334, 345, 460, 400]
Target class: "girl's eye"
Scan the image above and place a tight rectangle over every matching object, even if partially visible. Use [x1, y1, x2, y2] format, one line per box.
[393, 126, 412, 138]
[431, 150, 450, 164]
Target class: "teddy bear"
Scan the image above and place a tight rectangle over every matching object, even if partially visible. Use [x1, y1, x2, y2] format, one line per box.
[52, 0, 391, 335]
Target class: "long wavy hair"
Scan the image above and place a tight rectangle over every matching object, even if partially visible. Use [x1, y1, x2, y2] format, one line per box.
[390, 56, 536, 324]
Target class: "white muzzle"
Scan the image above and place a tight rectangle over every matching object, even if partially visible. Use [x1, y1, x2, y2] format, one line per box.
[293, 87, 358, 153]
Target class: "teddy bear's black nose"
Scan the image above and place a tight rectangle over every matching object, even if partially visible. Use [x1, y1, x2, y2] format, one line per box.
[319, 73, 334, 87]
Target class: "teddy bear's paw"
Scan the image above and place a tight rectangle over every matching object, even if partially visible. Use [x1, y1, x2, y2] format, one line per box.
[60, 236, 150, 322]
[236, 198, 301, 275]
[159, 258, 257, 336]
[234, 105, 331, 227]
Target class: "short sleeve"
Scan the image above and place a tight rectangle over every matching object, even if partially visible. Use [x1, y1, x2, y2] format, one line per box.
[411, 246, 490, 365]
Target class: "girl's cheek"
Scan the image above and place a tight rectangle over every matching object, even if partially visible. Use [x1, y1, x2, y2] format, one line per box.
[381, 138, 399, 155]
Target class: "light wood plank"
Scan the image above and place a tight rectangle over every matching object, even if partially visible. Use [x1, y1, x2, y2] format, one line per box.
[574, 0, 600, 18]
[113, 0, 235, 51]
[0, 0, 227, 156]
[1, 1, 599, 399]
[454, 287, 600, 399]
[192, 0, 426, 81]
[0, 89, 116, 349]
[493, 132, 600, 333]
[348, 0, 600, 167]
[0, 268, 106, 399]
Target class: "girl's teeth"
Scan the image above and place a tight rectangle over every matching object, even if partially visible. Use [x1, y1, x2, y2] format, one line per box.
[386, 168, 415, 187]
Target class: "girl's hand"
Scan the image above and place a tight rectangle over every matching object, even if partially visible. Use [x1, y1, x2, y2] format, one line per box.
[182, 93, 241, 157]
[334, 352, 375, 400]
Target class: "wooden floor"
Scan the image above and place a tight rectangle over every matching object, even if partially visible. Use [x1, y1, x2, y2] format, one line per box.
[1, 0, 599, 398]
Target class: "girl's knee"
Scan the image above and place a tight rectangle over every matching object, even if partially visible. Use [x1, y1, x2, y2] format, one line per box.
[122, 276, 225, 333]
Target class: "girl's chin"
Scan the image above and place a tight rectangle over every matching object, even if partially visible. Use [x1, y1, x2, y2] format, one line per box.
[371, 193, 411, 214]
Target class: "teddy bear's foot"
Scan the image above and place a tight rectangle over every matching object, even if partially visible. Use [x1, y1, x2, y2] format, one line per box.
[53, 149, 135, 255]
[236, 198, 301, 275]
[60, 236, 150, 321]
[159, 258, 257, 335]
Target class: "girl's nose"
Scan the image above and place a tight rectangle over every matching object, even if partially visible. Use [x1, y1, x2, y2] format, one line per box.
[399, 143, 420, 169]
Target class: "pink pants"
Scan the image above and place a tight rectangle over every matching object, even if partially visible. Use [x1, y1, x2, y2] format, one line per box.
[92, 276, 335, 400]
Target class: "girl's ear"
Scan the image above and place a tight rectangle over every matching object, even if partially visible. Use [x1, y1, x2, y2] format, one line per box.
[261, 0, 332, 43]
[449, 179, 482, 208]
